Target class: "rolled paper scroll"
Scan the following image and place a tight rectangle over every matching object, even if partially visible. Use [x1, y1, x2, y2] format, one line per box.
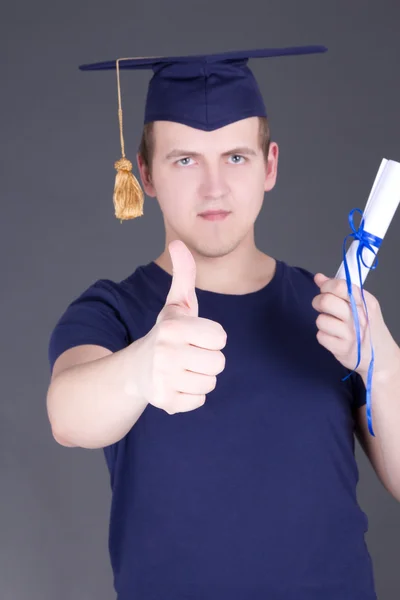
[336, 159, 400, 284]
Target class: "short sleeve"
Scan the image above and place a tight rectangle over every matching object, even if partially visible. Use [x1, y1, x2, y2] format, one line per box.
[48, 279, 129, 375]
[349, 371, 367, 409]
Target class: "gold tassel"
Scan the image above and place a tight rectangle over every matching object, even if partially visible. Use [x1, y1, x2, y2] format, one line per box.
[114, 59, 144, 223]
[113, 157, 144, 221]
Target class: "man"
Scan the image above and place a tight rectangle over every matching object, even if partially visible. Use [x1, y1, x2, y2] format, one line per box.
[46, 47, 400, 599]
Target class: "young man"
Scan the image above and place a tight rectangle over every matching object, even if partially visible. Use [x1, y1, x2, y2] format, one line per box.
[46, 47, 400, 599]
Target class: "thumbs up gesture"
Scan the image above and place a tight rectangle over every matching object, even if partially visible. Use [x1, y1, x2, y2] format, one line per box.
[156, 239, 200, 322]
[141, 240, 227, 414]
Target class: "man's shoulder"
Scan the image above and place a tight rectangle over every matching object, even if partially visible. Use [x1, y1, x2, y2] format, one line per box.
[81, 263, 147, 299]
[280, 259, 318, 288]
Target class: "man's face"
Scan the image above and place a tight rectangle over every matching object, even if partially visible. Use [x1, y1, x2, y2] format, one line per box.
[138, 116, 278, 259]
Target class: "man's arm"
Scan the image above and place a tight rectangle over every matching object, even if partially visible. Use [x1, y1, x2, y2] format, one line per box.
[312, 273, 400, 502]
[47, 339, 149, 449]
[355, 360, 400, 503]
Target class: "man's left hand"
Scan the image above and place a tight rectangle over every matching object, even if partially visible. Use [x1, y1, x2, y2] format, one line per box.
[312, 273, 398, 379]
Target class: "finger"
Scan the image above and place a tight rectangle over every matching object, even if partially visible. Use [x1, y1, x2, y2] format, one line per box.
[183, 317, 227, 350]
[183, 345, 226, 376]
[313, 293, 353, 322]
[176, 370, 217, 395]
[316, 313, 350, 339]
[164, 393, 206, 414]
[313, 293, 368, 331]
[316, 330, 348, 355]
[316, 275, 364, 307]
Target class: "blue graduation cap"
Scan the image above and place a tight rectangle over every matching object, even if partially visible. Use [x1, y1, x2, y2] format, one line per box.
[79, 46, 327, 221]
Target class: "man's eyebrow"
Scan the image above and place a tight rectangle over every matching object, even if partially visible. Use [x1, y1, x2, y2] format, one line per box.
[165, 146, 257, 160]
[165, 149, 201, 159]
[221, 147, 257, 157]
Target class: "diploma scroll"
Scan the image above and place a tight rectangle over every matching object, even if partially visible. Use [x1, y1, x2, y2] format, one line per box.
[335, 158, 400, 285]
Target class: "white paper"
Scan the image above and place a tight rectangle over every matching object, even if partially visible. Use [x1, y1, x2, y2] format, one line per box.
[335, 158, 400, 286]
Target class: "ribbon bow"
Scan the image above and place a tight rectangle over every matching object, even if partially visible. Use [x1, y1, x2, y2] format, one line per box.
[341, 208, 382, 436]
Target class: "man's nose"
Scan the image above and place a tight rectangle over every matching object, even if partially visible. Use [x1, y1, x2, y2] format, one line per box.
[199, 163, 230, 199]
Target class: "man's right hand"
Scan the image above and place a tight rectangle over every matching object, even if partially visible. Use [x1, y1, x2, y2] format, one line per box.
[137, 239, 227, 415]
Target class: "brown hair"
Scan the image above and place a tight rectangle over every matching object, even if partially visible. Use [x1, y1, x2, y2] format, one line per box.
[138, 116, 271, 176]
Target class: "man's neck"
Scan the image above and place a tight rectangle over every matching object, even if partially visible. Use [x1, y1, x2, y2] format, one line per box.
[154, 250, 276, 295]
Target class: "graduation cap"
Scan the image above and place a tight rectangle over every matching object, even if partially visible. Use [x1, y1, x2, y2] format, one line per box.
[79, 46, 327, 222]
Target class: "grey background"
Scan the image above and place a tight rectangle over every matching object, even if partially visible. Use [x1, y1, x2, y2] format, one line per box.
[1, 0, 400, 598]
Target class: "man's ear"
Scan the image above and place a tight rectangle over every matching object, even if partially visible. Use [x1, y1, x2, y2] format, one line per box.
[264, 141, 279, 193]
[137, 153, 156, 197]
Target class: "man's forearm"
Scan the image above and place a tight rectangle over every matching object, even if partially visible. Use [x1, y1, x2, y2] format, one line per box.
[47, 339, 149, 449]
[361, 340, 400, 497]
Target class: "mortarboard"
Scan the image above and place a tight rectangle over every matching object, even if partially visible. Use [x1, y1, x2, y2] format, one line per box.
[79, 46, 327, 222]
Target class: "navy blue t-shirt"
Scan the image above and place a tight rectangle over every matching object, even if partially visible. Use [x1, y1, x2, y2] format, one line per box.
[48, 259, 377, 600]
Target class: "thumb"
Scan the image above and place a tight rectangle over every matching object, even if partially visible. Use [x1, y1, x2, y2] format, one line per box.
[161, 240, 198, 318]
[314, 272, 330, 287]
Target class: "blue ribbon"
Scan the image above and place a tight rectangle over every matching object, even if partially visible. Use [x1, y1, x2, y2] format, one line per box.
[341, 208, 382, 436]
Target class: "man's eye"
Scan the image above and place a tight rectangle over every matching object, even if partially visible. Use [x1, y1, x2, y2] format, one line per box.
[229, 155, 245, 164]
[177, 157, 193, 166]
